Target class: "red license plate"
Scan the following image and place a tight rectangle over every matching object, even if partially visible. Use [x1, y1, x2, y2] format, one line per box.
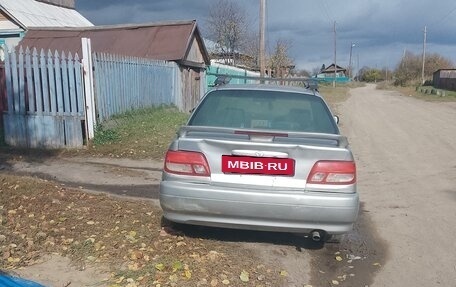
[222, 155, 295, 176]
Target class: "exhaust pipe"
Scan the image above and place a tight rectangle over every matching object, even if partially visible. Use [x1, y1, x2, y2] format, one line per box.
[310, 230, 326, 242]
[311, 230, 322, 242]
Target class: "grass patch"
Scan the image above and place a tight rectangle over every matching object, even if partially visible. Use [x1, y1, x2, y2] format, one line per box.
[93, 125, 120, 146]
[0, 106, 187, 160]
[86, 106, 189, 160]
[377, 82, 456, 102]
[318, 82, 363, 112]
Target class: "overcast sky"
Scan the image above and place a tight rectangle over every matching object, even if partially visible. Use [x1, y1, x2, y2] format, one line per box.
[76, 0, 456, 72]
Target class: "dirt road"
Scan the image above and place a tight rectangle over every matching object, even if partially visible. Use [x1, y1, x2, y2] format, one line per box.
[2, 84, 456, 286]
[339, 84, 456, 286]
[2, 156, 163, 199]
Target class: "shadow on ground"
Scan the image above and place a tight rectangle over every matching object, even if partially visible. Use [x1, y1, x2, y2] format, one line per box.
[162, 217, 329, 251]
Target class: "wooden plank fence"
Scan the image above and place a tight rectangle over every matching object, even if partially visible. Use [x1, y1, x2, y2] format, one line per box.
[2, 47, 187, 149]
[93, 53, 180, 122]
[3, 47, 85, 148]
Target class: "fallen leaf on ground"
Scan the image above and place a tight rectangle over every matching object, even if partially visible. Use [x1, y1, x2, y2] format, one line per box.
[240, 270, 249, 282]
[172, 261, 183, 272]
[155, 263, 165, 271]
[169, 274, 178, 282]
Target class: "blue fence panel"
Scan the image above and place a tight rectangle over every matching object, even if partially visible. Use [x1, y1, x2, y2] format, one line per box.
[315, 75, 351, 83]
[39, 49, 50, 114]
[25, 47, 35, 113]
[61, 51, 71, 114]
[31, 48, 43, 114]
[18, 46, 26, 113]
[3, 46, 85, 148]
[73, 53, 85, 116]
[93, 53, 179, 122]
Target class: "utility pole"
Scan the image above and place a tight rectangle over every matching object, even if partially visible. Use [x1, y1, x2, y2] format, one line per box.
[259, 0, 266, 79]
[421, 25, 427, 85]
[333, 21, 337, 88]
[349, 42, 355, 79]
[356, 53, 359, 81]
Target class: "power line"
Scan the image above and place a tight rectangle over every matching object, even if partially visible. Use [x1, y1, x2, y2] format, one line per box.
[428, 4, 456, 29]
[318, 0, 333, 24]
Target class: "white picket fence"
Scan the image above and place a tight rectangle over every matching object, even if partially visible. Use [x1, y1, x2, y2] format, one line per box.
[3, 46, 85, 148]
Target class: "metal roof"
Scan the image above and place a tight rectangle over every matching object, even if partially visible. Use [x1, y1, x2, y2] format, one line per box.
[19, 21, 210, 67]
[0, 0, 93, 28]
[0, 14, 21, 33]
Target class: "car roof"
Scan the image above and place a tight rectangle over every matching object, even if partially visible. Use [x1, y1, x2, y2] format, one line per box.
[211, 84, 321, 98]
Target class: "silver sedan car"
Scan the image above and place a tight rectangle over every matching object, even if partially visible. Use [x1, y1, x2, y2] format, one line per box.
[159, 84, 359, 242]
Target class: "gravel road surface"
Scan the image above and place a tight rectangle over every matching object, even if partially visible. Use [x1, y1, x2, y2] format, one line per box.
[339, 84, 456, 286]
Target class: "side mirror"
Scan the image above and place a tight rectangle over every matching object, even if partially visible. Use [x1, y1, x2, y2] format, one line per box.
[334, 115, 340, 124]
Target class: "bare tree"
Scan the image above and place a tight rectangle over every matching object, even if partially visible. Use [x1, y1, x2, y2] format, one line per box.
[425, 53, 454, 76]
[206, 0, 248, 66]
[240, 31, 260, 69]
[394, 51, 454, 86]
[205, 1, 295, 72]
[268, 39, 294, 78]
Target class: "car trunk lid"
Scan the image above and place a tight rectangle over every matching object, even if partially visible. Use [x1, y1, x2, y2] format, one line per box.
[175, 126, 352, 190]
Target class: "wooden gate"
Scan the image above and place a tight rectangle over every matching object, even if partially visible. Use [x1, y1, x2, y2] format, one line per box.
[3, 47, 86, 148]
[181, 67, 202, 112]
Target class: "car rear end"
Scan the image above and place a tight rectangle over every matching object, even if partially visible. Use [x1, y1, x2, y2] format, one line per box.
[159, 85, 359, 240]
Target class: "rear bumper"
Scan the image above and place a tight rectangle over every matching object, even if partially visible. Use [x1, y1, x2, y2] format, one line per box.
[159, 181, 359, 235]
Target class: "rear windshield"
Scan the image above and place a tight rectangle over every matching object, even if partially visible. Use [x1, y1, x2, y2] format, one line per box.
[188, 89, 338, 134]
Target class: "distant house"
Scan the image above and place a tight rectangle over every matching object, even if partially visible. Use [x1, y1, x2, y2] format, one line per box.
[204, 38, 259, 88]
[315, 63, 349, 83]
[0, 0, 92, 57]
[18, 20, 211, 111]
[433, 69, 456, 91]
[204, 38, 257, 70]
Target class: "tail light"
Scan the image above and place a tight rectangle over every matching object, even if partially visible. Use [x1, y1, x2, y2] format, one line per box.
[164, 150, 211, 176]
[307, 160, 356, 185]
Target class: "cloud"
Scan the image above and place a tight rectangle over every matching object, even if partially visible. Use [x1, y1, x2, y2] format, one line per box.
[76, 0, 456, 71]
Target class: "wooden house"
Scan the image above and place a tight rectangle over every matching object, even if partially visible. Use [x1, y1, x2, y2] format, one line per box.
[19, 20, 211, 111]
[315, 63, 349, 83]
[318, 63, 347, 77]
[205, 38, 256, 70]
[433, 69, 456, 91]
[0, 0, 92, 57]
